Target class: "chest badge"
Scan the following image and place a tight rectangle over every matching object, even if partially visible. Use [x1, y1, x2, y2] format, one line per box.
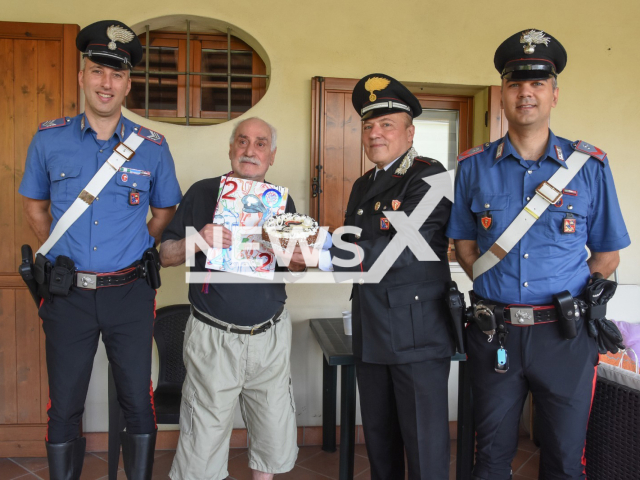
[481, 212, 493, 230]
[392, 200, 401, 210]
[374, 202, 381, 211]
[562, 213, 576, 234]
[121, 173, 128, 182]
[129, 189, 140, 206]
[380, 218, 390, 230]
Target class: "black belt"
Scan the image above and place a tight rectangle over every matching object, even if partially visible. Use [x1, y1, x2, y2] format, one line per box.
[75, 265, 143, 289]
[471, 292, 559, 324]
[192, 305, 285, 335]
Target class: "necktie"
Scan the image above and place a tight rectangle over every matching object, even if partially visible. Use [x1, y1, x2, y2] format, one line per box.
[366, 168, 384, 193]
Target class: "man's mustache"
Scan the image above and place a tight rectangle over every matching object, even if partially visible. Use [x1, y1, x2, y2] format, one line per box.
[239, 156, 260, 165]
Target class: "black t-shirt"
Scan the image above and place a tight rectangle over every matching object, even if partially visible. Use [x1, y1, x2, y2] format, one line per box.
[161, 176, 296, 325]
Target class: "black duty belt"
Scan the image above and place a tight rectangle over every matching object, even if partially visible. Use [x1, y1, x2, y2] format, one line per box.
[75, 265, 142, 289]
[471, 292, 559, 325]
[192, 305, 285, 335]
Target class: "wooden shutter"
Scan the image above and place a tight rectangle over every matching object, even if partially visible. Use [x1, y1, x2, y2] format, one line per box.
[0, 21, 79, 457]
[488, 85, 508, 141]
[310, 77, 362, 233]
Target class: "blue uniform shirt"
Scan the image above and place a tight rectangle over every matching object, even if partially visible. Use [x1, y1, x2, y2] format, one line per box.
[447, 130, 630, 305]
[19, 114, 182, 272]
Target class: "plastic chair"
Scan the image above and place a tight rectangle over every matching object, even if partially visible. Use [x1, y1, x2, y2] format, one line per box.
[108, 304, 191, 480]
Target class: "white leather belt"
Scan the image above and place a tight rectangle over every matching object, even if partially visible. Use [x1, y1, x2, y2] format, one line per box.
[472, 150, 590, 280]
[37, 133, 145, 256]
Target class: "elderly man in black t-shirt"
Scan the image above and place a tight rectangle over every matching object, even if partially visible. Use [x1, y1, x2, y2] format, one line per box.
[160, 117, 300, 480]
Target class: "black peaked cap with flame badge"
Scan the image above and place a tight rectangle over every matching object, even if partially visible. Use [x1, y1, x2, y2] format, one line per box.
[494, 29, 567, 80]
[352, 73, 422, 120]
[76, 20, 142, 70]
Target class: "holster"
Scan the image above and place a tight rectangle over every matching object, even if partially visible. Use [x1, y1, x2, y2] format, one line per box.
[49, 255, 75, 297]
[445, 281, 466, 354]
[553, 290, 578, 339]
[142, 247, 161, 289]
[18, 245, 41, 307]
[34, 253, 53, 303]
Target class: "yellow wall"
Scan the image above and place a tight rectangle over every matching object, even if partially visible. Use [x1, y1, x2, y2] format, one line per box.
[6, 0, 640, 429]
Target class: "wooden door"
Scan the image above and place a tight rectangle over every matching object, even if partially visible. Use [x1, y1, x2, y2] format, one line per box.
[0, 21, 79, 457]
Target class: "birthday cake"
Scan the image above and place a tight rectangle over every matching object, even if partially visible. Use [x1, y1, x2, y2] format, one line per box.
[262, 213, 319, 249]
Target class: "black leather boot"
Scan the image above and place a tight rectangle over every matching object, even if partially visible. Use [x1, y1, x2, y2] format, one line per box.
[120, 430, 157, 480]
[45, 437, 86, 480]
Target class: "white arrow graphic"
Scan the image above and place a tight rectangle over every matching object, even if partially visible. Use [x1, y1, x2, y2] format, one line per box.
[359, 171, 454, 284]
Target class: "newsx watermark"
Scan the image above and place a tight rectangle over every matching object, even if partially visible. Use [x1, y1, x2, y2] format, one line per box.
[184, 171, 454, 285]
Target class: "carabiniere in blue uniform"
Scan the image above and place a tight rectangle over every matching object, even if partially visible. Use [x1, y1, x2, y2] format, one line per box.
[448, 130, 629, 305]
[18, 19, 182, 480]
[21, 114, 181, 271]
[447, 28, 630, 480]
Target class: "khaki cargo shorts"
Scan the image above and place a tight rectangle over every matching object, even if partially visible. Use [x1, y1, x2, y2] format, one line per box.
[169, 307, 298, 480]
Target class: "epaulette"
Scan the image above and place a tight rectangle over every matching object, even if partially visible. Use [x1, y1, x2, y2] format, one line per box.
[137, 126, 165, 145]
[457, 143, 490, 162]
[39, 117, 70, 131]
[573, 140, 607, 162]
[414, 156, 433, 166]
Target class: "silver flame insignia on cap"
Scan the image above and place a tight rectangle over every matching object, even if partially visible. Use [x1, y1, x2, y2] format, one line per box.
[106, 25, 135, 51]
[520, 30, 551, 54]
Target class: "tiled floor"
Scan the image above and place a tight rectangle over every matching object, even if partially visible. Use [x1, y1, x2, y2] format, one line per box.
[0, 436, 539, 480]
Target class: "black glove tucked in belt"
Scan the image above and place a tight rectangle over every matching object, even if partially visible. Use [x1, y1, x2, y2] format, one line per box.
[583, 274, 625, 354]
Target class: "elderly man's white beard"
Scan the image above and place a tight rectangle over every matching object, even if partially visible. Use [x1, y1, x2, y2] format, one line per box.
[239, 155, 260, 165]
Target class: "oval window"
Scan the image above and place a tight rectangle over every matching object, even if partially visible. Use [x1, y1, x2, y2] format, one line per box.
[124, 16, 270, 126]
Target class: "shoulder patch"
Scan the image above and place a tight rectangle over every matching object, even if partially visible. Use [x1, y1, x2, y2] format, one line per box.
[457, 143, 488, 162]
[137, 126, 165, 145]
[573, 140, 606, 162]
[39, 117, 70, 131]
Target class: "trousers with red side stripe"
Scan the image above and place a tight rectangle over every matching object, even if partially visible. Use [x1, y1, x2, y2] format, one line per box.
[467, 316, 598, 480]
[39, 278, 157, 443]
